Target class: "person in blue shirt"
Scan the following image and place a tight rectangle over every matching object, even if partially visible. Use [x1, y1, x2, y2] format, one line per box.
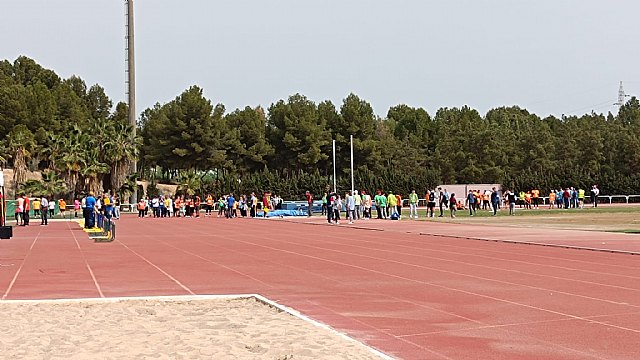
[491, 187, 500, 216]
[226, 194, 235, 218]
[84, 192, 97, 228]
[466, 190, 476, 216]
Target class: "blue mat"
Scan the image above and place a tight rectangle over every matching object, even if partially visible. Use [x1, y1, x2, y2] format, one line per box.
[258, 209, 305, 218]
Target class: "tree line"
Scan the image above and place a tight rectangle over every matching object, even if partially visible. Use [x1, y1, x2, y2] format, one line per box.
[2, 56, 640, 201]
[0, 56, 137, 199]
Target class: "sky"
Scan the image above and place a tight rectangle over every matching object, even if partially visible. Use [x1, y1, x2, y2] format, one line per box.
[2, 0, 640, 119]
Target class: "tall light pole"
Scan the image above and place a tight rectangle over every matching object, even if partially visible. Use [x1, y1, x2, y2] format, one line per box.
[126, 0, 137, 204]
[350, 135, 354, 194]
[332, 140, 337, 194]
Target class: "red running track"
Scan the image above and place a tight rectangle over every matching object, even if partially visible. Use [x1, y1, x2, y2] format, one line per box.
[1, 216, 639, 359]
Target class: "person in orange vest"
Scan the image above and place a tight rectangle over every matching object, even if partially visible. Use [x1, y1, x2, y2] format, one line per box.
[524, 191, 532, 210]
[548, 190, 556, 209]
[59, 198, 67, 218]
[205, 194, 214, 216]
[137, 198, 146, 218]
[482, 190, 490, 210]
[531, 189, 540, 209]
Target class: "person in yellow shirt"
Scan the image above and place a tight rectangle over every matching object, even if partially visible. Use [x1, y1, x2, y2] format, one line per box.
[33, 198, 41, 218]
[164, 197, 172, 217]
[387, 191, 398, 219]
[59, 199, 67, 218]
[395, 193, 402, 219]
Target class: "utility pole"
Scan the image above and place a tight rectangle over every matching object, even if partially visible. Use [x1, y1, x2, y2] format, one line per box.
[332, 140, 337, 194]
[126, 0, 137, 204]
[350, 135, 354, 195]
[615, 81, 629, 110]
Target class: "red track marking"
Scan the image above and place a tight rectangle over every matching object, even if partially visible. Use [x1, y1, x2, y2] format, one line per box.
[2, 215, 640, 359]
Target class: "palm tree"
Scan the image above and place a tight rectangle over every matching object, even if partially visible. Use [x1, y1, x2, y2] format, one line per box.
[177, 171, 202, 196]
[56, 125, 86, 198]
[118, 172, 139, 201]
[7, 125, 36, 192]
[81, 147, 109, 195]
[39, 131, 63, 171]
[103, 121, 139, 192]
[21, 170, 67, 197]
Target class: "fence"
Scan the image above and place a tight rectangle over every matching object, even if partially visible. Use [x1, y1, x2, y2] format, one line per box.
[401, 194, 640, 208]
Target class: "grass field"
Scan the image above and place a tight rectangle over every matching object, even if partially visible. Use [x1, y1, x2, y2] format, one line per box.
[408, 204, 640, 232]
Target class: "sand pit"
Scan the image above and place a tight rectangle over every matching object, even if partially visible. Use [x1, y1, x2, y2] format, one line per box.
[0, 296, 387, 360]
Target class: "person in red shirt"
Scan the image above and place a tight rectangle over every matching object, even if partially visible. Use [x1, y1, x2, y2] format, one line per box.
[22, 194, 31, 226]
[305, 191, 313, 217]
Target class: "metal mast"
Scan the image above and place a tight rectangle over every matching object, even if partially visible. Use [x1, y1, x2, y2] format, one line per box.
[125, 0, 137, 203]
[615, 81, 629, 110]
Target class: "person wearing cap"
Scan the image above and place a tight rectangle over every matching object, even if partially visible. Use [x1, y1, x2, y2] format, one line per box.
[84, 192, 97, 228]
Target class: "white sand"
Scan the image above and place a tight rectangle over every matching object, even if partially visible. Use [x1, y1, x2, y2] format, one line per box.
[0, 297, 387, 360]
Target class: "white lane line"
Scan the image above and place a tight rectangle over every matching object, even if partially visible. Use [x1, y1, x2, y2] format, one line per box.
[2, 228, 42, 300]
[224, 229, 616, 360]
[115, 240, 195, 295]
[124, 223, 449, 359]
[396, 310, 640, 338]
[68, 222, 104, 298]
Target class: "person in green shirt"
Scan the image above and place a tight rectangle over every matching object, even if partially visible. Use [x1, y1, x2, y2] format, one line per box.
[321, 192, 328, 215]
[409, 190, 419, 219]
[377, 191, 388, 219]
[354, 190, 362, 219]
[387, 191, 398, 218]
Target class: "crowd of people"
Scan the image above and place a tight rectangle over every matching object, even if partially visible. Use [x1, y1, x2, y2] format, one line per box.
[78, 192, 120, 229]
[133, 192, 289, 220]
[10, 184, 604, 227]
[318, 184, 603, 223]
[13, 193, 76, 226]
[123, 183, 604, 225]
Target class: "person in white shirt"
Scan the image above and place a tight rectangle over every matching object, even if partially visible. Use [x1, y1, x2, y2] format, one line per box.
[40, 197, 49, 225]
[346, 191, 356, 224]
[333, 195, 343, 224]
[48, 199, 56, 218]
[151, 196, 160, 217]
